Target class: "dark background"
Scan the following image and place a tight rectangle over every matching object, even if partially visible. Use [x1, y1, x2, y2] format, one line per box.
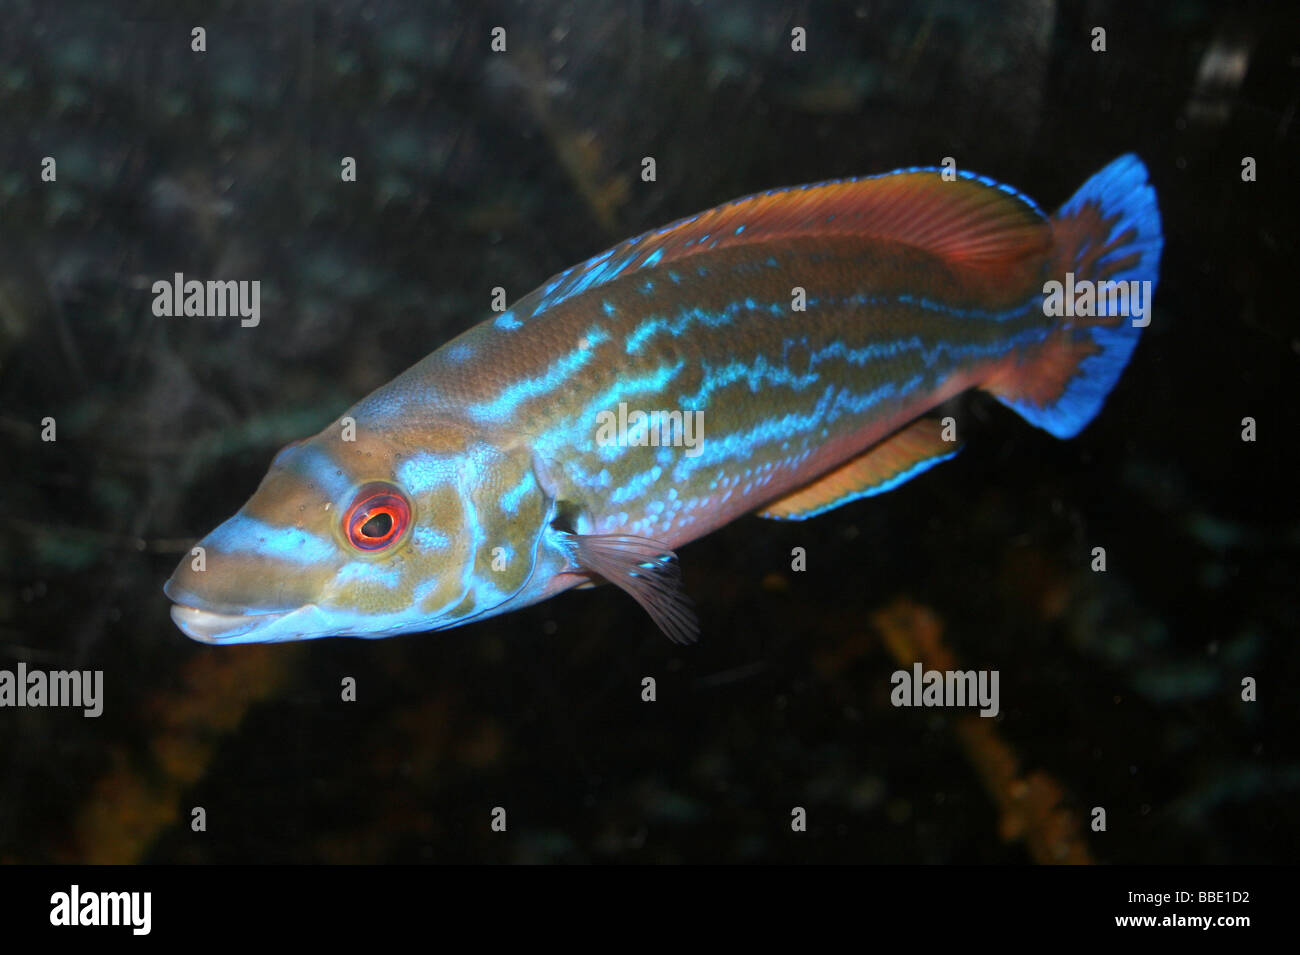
[1, 0, 1296, 863]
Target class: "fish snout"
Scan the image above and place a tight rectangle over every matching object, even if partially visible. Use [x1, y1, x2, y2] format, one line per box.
[163, 543, 319, 644]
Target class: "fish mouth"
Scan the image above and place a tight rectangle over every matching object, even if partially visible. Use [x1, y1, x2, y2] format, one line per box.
[169, 603, 292, 644]
[163, 575, 305, 644]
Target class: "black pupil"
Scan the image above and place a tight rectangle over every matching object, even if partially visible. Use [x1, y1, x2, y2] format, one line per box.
[360, 511, 392, 539]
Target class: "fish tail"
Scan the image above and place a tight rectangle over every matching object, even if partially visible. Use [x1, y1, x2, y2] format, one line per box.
[986, 154, 1163, 438]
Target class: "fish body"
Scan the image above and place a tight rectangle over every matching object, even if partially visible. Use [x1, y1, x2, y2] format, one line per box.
[165, 155, 1162, 644]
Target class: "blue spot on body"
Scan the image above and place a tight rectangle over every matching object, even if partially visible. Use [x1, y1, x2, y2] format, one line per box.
[204, 515, 335, 565]
[412, 526, 452, 551]
[283, 445, 352, 501]
[500, 472, 537, 515]
[337, 561, 403, 588]
[398, 453, 458, 494]
[471, 327, 611, 420]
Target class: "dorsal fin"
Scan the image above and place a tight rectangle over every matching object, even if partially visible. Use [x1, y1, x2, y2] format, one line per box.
[503, 167, 1051, 326]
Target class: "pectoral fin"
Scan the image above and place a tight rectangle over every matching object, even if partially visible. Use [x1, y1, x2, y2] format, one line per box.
[563, 533, 698, 645]
[758, 417, 961, 521]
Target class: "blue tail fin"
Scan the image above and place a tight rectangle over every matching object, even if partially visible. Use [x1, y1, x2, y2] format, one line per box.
[987, 154, 1164, 438]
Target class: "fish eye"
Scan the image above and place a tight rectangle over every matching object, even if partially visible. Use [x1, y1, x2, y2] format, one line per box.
[344, 483, 411, 552]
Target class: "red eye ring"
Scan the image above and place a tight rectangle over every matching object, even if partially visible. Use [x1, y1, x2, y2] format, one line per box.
[344, 483, 411, 552]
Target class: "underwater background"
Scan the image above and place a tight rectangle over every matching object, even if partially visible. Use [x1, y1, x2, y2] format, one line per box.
[1, 0, 1297, 863]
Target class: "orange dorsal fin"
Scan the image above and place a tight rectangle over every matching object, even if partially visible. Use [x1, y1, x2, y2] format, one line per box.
[513, 168, 1051, 321]
[758, 418, 961, 521]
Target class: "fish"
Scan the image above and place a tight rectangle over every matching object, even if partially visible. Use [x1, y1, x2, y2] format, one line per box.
[164, 154, 1162, 645]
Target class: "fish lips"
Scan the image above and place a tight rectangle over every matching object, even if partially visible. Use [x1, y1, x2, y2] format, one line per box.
[168, 603, 291, 644]
[163, 577, 305, 644]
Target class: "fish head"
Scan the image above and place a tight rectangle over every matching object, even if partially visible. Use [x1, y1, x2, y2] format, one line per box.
[164, 418, 555, 644]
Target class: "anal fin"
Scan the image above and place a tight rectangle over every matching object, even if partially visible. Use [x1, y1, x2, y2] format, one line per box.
[758, 418, 961, 521]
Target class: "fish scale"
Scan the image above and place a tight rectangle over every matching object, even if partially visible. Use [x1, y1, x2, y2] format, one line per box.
[508, 240, 1043, 543]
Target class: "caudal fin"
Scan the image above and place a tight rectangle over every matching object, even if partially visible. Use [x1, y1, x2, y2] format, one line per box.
[986, 154, 1163, 438]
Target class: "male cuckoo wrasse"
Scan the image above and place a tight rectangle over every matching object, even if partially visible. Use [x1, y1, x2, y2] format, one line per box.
[165, 155, 1162, 645]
